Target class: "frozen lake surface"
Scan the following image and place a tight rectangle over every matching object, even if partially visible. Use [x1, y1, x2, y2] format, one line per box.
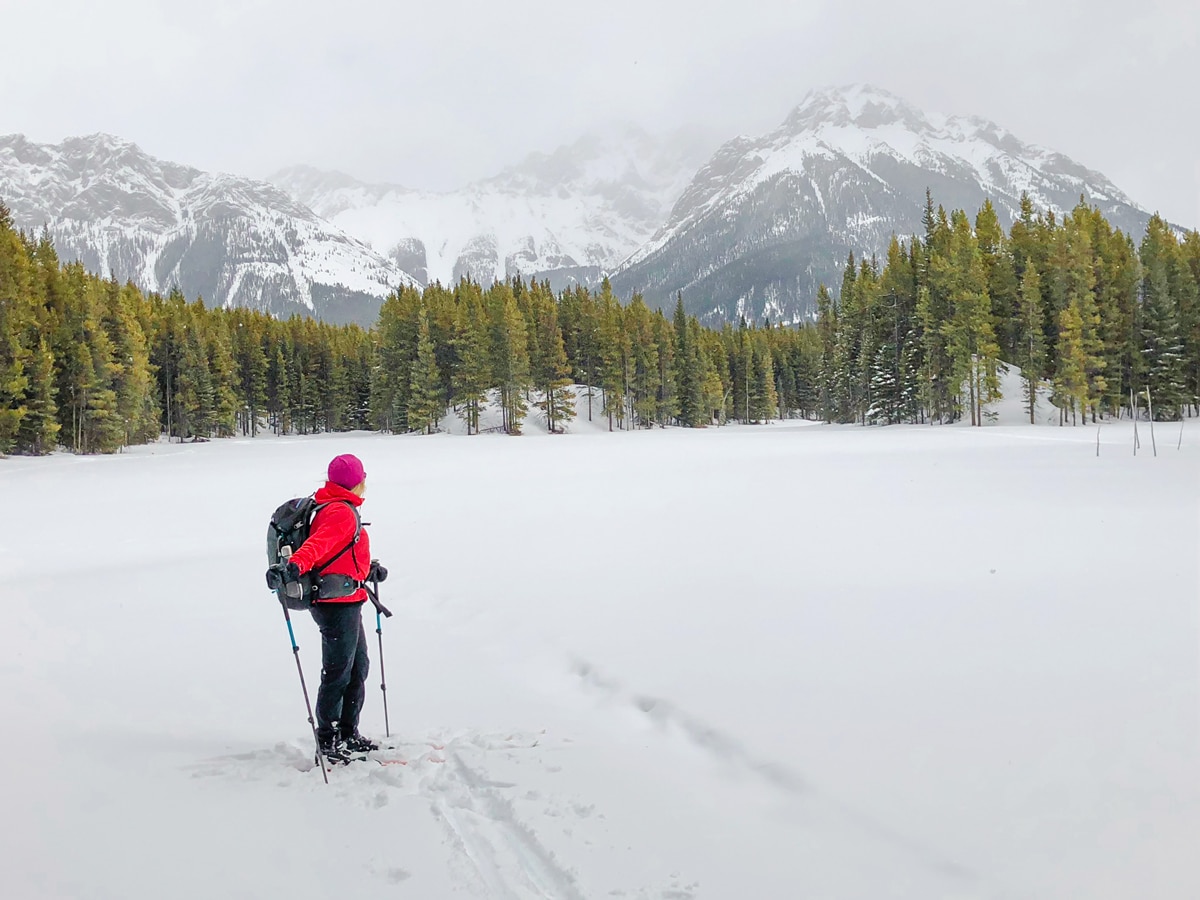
[2, 416, 1197, 899]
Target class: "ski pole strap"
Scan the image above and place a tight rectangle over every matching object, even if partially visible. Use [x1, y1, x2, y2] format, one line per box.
[365, 581, 393, 618]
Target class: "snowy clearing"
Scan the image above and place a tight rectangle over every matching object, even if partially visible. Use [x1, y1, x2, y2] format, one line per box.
[1, 417, 1197, 899]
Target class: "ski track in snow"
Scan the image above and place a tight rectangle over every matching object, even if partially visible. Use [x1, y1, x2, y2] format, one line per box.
[187, 652, 1002, 900]
[191, 729, 590, 899]
[568, 659, 992, 895]
[433, 755, 586, 900]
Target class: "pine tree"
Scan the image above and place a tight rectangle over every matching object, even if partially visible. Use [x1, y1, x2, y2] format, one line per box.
[0, 206, 31, 453]
[815, 284, 837, 422]
[175, 316, 215, 440]
[625, 297, 658, 428]
[1054, 302, 1088, 424]
[748, 335, 777, 423]
[921, 208, 956, 421]
[1182, 231, 1200, 414]
[1082, 210, 1139, 415]
[868, 237, 917, 424]
[531, 290, 575, 432]
[406, 309, 442, 434]
[451, 288, 492, 434]
[1140, 218, 1188, 417]
[562, 285, 601, 421]
[597, 284, 628, 430]
[939, 211, 1001, 425]
[976, 200, 1020, 359]
[673, 294, 704, 426]
[204, 313, 239, 438]
[16, 337, 59, 454]
[489, 283, 530, 434]
[1061, 213, 1106, 421]
[652, 310, 677, 426]
[830, 254, 862, 422]
[231, 311, 268, 436]
[1015, 266, 1047, 423]
[698, 325, 727, 424]
[371, 287, 421, 432]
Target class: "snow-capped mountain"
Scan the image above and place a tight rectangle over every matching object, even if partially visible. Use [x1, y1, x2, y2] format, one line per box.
[270, 126, 715, 291]
[0, 134, 417, 325]
[2, 93, 1159, 329]
[611, 85, 1154, 324]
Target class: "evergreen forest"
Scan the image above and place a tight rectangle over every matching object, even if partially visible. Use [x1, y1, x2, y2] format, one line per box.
[1, 193, 1198, 456]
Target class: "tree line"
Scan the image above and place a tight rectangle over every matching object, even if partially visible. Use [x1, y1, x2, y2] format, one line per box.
[1, 194, 1198, 456]
[817, 193, 1199, 426]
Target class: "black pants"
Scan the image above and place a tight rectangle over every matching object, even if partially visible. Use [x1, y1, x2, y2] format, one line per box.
[309, 601, 369, 742]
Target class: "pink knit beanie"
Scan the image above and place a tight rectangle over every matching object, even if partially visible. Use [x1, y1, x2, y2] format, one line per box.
[327, 454, 366, 490]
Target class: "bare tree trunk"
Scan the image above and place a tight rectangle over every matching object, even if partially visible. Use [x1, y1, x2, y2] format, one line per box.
[969, 368, 977, 427]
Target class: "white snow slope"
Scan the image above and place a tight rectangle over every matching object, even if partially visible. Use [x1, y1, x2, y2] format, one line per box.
[1, 415, 1197, 899]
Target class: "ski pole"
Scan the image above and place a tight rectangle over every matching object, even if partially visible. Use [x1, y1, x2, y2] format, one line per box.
[366, 578, 392, 738]
[280, 599, 329, 784]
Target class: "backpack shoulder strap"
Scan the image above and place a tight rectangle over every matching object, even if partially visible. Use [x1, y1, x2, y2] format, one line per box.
[309, 500, 362, 576]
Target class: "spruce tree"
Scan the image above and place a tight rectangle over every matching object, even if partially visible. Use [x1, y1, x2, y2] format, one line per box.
[625, 297, 658, 428]
[1015, 266, 1047, 423]
[698, 325, 727, 424]
[598, 286, 628, 430]
[673, 294, 703, 426]
[1140, 229, 1188, 417]
[941, 211, 1001, 425]
[16, 337, 59, 454]
[531, 290, 575, 432]
[232, 311, 268, 436]
[407, 309, 443, 434]
[653, 310, 677, 426]
[1054, 302, 1088, 424]
[175, 319, 215, 440]
[451, 289, 492, 434]
[977, 200, 1020, 359]
[371, 287, 421, 432]
[748, 336, 777, 423]
[1182, 231, 1200, 414]
[815, 284, 838, 422]
[102, 282, 158, 445]
[1062, 214, 1106, 420]
[0, 206, 31, 452]
[489, 284, 530, 434]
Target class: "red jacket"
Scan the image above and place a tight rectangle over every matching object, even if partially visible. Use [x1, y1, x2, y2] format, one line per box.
[289, 482, 371, 604]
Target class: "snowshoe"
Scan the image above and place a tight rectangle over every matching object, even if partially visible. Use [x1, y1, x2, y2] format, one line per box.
[316, 736, 352, 766]
[341, 732, 379, 754]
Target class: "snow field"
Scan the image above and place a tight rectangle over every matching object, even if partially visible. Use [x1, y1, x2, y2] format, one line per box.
[1, 415, 1197, 899]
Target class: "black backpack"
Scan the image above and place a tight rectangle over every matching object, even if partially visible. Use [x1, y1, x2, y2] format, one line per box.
[266, 497, 361, 609]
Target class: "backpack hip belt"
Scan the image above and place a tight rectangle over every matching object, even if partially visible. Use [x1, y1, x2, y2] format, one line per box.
[314, 574, 364, 600]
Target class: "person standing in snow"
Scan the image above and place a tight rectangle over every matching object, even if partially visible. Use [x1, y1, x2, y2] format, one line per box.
[277, 453, 386, 764]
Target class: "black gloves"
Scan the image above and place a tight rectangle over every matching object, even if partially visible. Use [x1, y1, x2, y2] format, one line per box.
[368, 560, 388, 583]
[265, 561, 303, 591]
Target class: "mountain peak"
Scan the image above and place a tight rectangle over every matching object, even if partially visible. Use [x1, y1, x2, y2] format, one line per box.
[614, 85, 1153, 325]
[270, 164, 388, 195]
[58, 133, 156, 167]
[69, 132, 139, 151]
[782, 84, 932, 134]
[0, 133, 414, 325]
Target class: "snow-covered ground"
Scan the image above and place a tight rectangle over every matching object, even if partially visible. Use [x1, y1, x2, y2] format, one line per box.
[2, 411, 1197, 899]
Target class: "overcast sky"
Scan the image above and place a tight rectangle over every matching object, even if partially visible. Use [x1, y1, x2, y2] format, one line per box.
[4, 0, 1198, 226]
